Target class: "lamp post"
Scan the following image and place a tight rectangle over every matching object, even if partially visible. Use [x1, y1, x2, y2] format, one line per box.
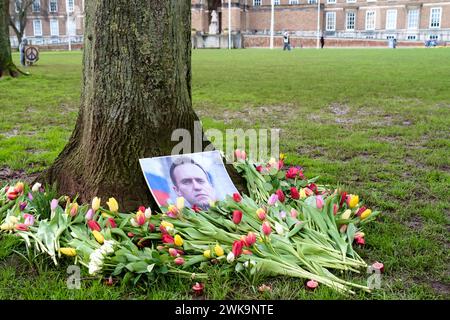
[317, 0, 321, 49]
[270, 0, 275, 49]
[228, 0, 232, 49]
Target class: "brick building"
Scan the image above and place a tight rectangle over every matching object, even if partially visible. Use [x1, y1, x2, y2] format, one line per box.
[193, 0, 450, 43]
[9, 0, 449, 48]
[8, 0, 84, 47]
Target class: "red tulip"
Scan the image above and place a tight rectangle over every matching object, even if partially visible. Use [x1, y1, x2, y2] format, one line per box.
[148, 223, 155, 232]
[233, 193, 242, 203]
[136, 211, 146, 226]
[354, 236, 365, 246]
[232, 210, 243, 224]
[308, 183, 318, 195]
[192, 204, 201, 213]
[7, 190, 18, 201]
[138, 206, 146, 213]
[356, 206, 367, 217]
[372, 262, 385, 273]
[232, 240, 244, 257]
[127, 232, 135, 238]
[262, 221, 272, 236]
[162, 234, 174, 244]
[87, 220, 101, 232]
[339, 192, 348, 207]
[106, 218, 117, 228]
[290, 187, 300, 200]
[275, 189, 285, 203]
[286, 167, 302, 179]
[256, 165, 263, 172]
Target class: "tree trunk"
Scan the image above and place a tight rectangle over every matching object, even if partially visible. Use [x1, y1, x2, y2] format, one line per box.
[43, 0, 245, 211]
[0, 0, 19, 77]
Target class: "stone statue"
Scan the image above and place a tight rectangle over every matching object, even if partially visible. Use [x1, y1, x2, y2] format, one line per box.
[208, 10, 218, 35]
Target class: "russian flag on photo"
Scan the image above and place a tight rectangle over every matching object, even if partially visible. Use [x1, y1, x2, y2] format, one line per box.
[145, 172, 170, 206]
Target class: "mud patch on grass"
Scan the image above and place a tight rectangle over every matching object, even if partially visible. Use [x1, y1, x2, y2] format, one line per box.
[329, 103, 349, 116]
[0, 167, 40, 185]
[406, 215, 424, 231]
[197, 104, 299, 125]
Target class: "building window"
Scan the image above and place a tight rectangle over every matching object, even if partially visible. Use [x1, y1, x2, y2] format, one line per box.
[308, 0, 317, 4]
[50, 19, 59, 36]
[14, 0, 21, 13]
[32, 0, 40, 12]
[407, 9, 419, 30]
[430, 8, 441, 28]
[429, 34, 439, 40]
[67, 0, 74, 12]
[49, 0, 57, 12]
[253, 0, 261, 6]
[274, 0, 280, 5]
[386, 35, 395, 40]
[365, 10, 375, 30]
[346, 11, 356, 30]
[347, 0, 356, 3]
[289, 0, 299, 4]
[407, 35, 416, 40]
[386, 10, 397, 30]
[326, 12, 336, 31]
[327, 0, 336, 4]
[33, 19, 42, 36]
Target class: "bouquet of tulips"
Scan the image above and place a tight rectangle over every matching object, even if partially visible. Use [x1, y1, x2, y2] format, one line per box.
[0, 152, 380, 294]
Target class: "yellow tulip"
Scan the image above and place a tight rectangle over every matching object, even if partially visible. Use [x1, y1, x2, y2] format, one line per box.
[348, 195, 359, 209]
[59, 248, 77, 257]
[176, 197, 185, 210]
[161, 221, 174, 229]
[341, 209, 352, 220]
[279, 153, 286, 161]
[106, 197, 119, 212]
[299, 188, 307, 199]
[102, 212, 112, 218]
[360, 209, 372, 220]
[203, 250, 211, 258]
[214, 244, 224, 257]
[174, 234, 184, 247]
[92, 230, 104, 244]
[92, 197, 101, 211]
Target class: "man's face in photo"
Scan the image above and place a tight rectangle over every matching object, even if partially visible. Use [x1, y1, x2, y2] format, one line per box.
[172, 163, 216, 208]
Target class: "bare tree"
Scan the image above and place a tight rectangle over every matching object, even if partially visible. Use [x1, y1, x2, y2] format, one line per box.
[9, 0, 33, 50]
[1, 0, 20, 76]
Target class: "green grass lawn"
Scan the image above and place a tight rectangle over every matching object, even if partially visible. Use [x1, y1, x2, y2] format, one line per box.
[0, 48, 449, 299]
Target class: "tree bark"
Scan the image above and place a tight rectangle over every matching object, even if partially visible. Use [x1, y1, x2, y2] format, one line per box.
[42, 0, 246, 211]
[0, 0, 19, 77]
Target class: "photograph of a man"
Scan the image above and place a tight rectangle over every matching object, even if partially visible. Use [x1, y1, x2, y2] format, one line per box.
[170, 157, 216, 209]
[139, 151, 238, 210]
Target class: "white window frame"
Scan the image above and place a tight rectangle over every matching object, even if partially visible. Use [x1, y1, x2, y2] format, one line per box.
[253, 0, 261, 6]
[67, 0, 75, 12]
[49, 0, 58, 12]
[429, 7, 442, 29]
[346, 11, 356, 31]
[32, 0, 40, 12]
[347, 0, 356, 3]
[326, 12, 336, 31]
[385, 9, 397, 30]
[407, 9, 419, 30]
[33, 19, 42, 36]
[327, 0, 336, 4]
[274, 0, 280, 5]
[50, 19, 59, 36]
[289, 0, 299, 4]
[365, 10, 376, 30]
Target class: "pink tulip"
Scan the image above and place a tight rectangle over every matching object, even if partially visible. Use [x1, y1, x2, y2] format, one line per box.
[306, 280, 319, 291]
[27, 192, 33, 201]
[333, 204, 338, 215]
[50, 199, 59, 211]
[162, 234, 174, 244]
[316, 195, 324, 210]
[290, 208, 298, 219]
[15, 224, 28, 231]
[23, 214, 34, 226]
[262, 221, 272, 236]
[169, 248, 179, 257]
[234, 149, 247, 161]
[232, 240, 244, 257]
[174, 257, 185, 265]
[136, 211, 146, 226]
[85, 209, 94, 221]
[256, 208, 266, 221]
[268, 194, 278, 206]
[87, 220, 101, 232]
[245, 232, 257, 246]
[106, 218, 117, 228]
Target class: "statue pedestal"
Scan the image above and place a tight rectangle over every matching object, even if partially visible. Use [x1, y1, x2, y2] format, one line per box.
[203, 35, 220, 48]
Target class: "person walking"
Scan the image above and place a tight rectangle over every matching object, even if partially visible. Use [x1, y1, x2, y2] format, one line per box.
[320, 36, 325, 49]
[283, 32, 291, 51]
[19, 38, 28, 66]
